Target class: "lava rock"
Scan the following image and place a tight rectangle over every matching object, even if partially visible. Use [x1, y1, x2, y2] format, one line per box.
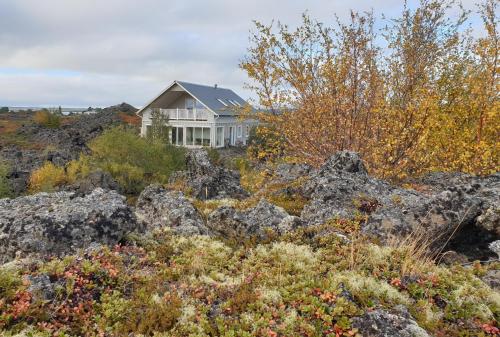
[67, 170, 121, 196]
[135, 185, 209, 235]
[207, 199, 299, 238]
[299, 151, 500, 258]
[0, 188, 141, 263]
[171, 149, 249, 200]
[352, 305, 430, 337]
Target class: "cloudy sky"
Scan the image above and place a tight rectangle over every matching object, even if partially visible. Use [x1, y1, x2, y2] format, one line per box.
[0, 0, 487, 108]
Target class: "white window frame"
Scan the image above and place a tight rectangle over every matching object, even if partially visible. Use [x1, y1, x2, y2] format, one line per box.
[245, 125, 249, 137]
[217, 98, 228, 107]
[237, 125, 242, 138]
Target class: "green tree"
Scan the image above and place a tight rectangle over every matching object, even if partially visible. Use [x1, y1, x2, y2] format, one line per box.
[148, 109, 171, 143]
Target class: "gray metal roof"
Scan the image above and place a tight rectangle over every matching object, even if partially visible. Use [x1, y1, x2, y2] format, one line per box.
[136, 80, 250, 116]
[177, 81, 248, 116]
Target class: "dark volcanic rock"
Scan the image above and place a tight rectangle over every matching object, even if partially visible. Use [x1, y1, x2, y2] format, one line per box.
[207, 199, 300, 238]
[171, 149, 248, 200]
[352, 305, 430, 337]
[299, 151, 499, 259]
[135, 185, 209, 235]
[102, 102, 138, 114]
[67, 170, 121, 196]
[0, 188, 141, 264]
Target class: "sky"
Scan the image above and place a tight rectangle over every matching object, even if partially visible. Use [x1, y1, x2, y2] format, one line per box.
[0, 0, 489, 108]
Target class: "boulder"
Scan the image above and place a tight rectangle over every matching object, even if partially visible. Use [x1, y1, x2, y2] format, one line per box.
[352, 305, 430, 337]
[171, 149, 248, 200]
[0, 188, 141, 264]
[135, 185, 209, 235]
[67, 170, 121, 196]
[299, 151, 499, 258]
[207, 199, 300, 238]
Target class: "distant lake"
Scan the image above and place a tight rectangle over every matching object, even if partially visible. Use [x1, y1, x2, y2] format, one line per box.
[6, 106, 97, 115]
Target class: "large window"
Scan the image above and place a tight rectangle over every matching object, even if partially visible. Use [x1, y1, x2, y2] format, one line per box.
[216, 127, 224, 147]
[171, 127, 184, 145]
[186, 127, 211, 147]
[237, 125, 242, 137]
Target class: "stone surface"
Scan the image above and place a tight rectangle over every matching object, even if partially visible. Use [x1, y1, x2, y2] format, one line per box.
[66, 169, 121, 196]
[135, 184, 209, 235]
[207, 199, 299, 238]
[299, 151, 499, 258]
[0, 188, 141, 263]
[352, 305, 431, 337]
[170, 149, 248, 200]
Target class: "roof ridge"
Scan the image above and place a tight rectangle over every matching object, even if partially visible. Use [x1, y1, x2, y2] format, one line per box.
[176, 80, 232, 91]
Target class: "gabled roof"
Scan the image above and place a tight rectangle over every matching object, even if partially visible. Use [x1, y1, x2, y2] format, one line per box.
[136, 80, 250, 117]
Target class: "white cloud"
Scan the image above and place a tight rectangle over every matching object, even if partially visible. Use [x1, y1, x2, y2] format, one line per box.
[0, 0, 487, 107]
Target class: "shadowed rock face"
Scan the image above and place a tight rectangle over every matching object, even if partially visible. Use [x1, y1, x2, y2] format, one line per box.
[299, 151, 499, 258]
[135, 184, 209, 235]
[0, 188, 141, 264]
[170, 149, 249, 200]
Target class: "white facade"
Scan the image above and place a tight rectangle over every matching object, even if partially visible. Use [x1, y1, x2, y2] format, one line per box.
[138, 85, 257, 148]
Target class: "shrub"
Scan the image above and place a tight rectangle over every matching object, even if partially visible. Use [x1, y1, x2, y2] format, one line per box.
[0, 107, 8, 113]
[87, 126, 186, 194]
[205, 147, 221, 165]
[28, 161, 67, 193]
[0, 160, 12, 198]
[33, 110, 61, 128]
[247, 125, 285, 162]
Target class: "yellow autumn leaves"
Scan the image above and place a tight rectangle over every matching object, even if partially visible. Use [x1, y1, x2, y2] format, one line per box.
[241, 0, 499, 179]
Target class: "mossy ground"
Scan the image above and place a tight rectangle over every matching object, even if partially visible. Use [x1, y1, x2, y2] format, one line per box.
[1, 223, 498, 337]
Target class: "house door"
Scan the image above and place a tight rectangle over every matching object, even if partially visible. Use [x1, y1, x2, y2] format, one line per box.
[229, 126, 235, 146]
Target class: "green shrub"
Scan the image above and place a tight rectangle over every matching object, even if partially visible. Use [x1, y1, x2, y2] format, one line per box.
[28, 161, 67, 193]
[87, 126, 186, 194]
[205, 147, 221, 165]
[33, 110, 61, 128]
[0, 160, 12, 198]
[0, 107, 9, 113]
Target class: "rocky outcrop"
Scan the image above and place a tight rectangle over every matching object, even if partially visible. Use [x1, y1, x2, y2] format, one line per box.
[0, 188, 141, 263]
[171, 149, 248, 200]
[102, 102, 138, 114]
[299, 151, 499, 259]
[207, 199, 300, 238]
[66, 170, 121, 196]
[1, 111, 123, 195]
[135, 185, 209, 235]
[352, 305, 430, 337]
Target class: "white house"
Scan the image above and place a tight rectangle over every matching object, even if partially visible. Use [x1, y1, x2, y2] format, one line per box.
[136, 80, 258, 148]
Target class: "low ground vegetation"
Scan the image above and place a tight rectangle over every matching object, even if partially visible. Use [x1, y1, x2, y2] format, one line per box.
[0, 225, 498, 336]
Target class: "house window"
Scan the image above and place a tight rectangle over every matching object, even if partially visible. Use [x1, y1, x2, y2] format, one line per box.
[217, 98, 228, 107]
[186, 127, 194, 145]
[245, 125, 249, 137]
[190, 127, 211, 146]
[186, 98, 195, 109]
[171, 127, 184, 146]
[146, 125, 151, 137]
[216, 127, 224, 147]
[237, 125, 242, 138]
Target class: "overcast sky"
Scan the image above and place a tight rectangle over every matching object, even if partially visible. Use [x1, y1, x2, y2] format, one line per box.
[0, 0, 488, 108]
